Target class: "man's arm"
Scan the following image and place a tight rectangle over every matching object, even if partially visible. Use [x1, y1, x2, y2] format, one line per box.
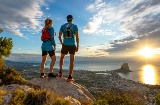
[75, 31, 79, 52]
[59, 31, 63, 44]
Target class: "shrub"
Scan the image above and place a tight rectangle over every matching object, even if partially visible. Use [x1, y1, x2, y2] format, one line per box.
[24, 89, 71, 105]
[9, 89, 26, 105]
[52, 98, 71, 105]
[0, 67, 26, 85]
[94, 90, 145, 105]
[0, 37, 13, 68]
[24, 89, 48, 105]
[0, 88, 6, 104]
[155, 93, 160, 105]
[93, 99, 108, 105]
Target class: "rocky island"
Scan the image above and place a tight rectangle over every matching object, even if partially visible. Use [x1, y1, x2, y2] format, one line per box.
[113, 63, 132, 72]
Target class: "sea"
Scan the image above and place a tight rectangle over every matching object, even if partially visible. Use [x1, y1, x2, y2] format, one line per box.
[25, 61, 160, 85]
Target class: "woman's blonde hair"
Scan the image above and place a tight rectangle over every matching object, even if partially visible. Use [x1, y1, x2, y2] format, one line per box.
[45, 18, 52, 26]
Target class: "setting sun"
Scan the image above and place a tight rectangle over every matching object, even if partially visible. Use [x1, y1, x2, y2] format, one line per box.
[138, 47, 155, 58]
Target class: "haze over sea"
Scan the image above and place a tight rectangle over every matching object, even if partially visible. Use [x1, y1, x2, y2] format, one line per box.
[25, 60, 160, 85]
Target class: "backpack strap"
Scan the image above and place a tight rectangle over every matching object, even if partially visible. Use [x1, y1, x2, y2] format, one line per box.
[66, 23, 72, 29]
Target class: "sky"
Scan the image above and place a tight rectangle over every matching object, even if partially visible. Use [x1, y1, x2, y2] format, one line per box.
[0, 0, 160, 62]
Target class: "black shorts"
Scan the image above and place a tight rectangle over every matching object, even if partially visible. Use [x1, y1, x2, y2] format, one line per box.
[42, 50, 55, 57]
[61, 44, 76, 54]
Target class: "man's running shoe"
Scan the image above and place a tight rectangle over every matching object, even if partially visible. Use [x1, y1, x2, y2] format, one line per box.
[40, 73, 47, 78]
[48, 73, 57, 78]
[66, 77, 74, 82]
[58, 72, 62, 77]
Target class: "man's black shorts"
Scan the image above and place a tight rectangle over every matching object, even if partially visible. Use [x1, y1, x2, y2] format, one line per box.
[42, 50, 55, 57]
[61, 44, 76, 54]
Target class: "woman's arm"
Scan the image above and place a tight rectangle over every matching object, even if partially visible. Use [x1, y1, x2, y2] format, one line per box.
[48, 27, 56, 46]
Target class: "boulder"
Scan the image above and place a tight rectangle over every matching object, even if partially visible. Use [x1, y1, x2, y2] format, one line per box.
[27, 77, 96, 104]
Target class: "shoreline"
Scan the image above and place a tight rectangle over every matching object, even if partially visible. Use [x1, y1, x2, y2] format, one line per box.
[4, 60, 160, 87]
[4, 60, 160, 104]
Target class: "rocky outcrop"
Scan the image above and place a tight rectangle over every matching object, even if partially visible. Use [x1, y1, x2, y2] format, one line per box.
[1, 84, 33, 105]
[113, 63, 132, 72]
[27, 77, 96, 104]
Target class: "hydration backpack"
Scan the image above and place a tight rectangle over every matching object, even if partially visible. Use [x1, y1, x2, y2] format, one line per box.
[65, 24, 73, 38]
[41, 26, 51, 41]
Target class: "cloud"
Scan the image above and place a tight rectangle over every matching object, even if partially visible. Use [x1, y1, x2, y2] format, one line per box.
[77, 45, 109, 57]
[84, 0, 160, 54]
[104, 32, 160, 57]
[120, 0, 160, 36]
[85, 0, 160, 36]
[0, 0, 45, 37]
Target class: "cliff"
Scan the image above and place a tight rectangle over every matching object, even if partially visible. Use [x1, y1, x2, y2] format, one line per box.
[1, 77, 95, 105]
[27, 77, 96, 104]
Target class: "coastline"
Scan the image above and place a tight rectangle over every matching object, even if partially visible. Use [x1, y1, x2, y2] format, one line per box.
[4, 60, 160, 104]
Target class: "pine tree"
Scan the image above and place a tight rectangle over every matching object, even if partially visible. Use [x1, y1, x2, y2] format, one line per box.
[0, 37, 13, 68]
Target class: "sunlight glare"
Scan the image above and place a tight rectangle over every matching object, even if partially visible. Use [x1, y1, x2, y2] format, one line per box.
[138, 47, 155, 58]
[142, 65, 155, 85]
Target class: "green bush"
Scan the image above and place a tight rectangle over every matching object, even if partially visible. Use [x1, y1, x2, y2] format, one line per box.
[0, 37, 13, 68]
[24, 89, 48, 105]
[9, 89, 26, 105]
[155, 93, 160, 105]
[93, 99, 108, 105]
[0, 67, 26, 85]
[94, 90, 145, 105]
[6, 89, 71, 105]
[24, 89, 71, 105]
[52, 98, 71, 105]
[0, 88, 6, 104]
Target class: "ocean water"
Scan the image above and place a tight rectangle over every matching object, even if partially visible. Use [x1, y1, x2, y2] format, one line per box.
[45, 61, 140, 71]
[27, 61, 160, 85]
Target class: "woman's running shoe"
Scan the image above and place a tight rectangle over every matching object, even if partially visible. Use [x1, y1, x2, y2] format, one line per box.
[40, 73, 47, 78]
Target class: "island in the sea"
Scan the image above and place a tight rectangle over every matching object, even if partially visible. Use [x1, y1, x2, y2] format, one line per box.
[113, 63, 132, 72]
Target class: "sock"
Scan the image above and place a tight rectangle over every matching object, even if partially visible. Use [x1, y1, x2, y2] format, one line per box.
[59, 70, 62, 73]
[69, 75, 72, 78]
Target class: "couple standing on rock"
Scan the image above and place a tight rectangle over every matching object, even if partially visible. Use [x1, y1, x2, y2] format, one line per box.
[40, 15, 79, 82]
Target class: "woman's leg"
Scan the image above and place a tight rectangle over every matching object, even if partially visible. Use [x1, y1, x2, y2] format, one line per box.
[50, 55, 56, 73]
[41, 54, 48, 73]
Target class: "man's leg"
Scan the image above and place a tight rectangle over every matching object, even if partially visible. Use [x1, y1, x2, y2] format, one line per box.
[69, 54, 75, 76]
[59, 53, 66, 72]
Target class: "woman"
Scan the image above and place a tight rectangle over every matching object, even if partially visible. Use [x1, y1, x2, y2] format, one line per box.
[40, 18, 56, 78]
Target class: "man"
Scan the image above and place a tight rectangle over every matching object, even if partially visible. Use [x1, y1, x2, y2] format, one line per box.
[58, 14, 79, 82]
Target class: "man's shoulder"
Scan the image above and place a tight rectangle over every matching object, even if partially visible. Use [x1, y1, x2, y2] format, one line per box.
[71, 23, 78, 28]
[61, 23, 67, 27]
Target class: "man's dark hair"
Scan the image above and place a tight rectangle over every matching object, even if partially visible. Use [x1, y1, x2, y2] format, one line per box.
[67, 15, 73, 22]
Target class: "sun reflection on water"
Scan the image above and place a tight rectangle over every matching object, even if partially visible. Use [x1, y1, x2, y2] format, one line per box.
[142, 65, 156, 85]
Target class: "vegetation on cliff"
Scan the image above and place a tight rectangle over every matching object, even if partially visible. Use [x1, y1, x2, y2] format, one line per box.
[0, 37, 13, 68]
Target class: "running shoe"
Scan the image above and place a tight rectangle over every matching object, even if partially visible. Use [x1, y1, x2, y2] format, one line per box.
[58, 72, 62, 77]
[48, 73, 57, 78]
[40, 73, 47, 78]
[66, 77, 74, 82]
